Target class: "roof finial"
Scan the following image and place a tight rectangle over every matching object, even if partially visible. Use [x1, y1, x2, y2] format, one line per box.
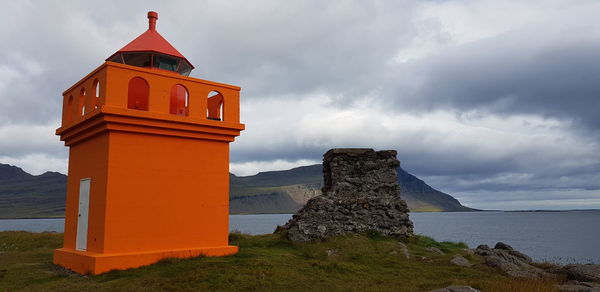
[148, 11, 158, 31]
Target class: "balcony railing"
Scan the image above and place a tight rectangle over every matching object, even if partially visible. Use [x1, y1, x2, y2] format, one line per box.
[61, 62, 241, 128]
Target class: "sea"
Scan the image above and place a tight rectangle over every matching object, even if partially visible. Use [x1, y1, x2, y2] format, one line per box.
[1, 211, 598, 265]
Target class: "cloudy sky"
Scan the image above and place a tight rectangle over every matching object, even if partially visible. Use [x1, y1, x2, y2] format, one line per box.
[1, 0, 599, 210]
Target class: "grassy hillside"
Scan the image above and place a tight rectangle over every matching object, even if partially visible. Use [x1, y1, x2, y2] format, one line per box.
[229, 165, 324, 214]
[231, 165, 323, 190]
[0, 231, 559, 291]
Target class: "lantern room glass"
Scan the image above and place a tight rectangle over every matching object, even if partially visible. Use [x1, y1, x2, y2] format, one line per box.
[108, 52, 192, 76]
[154, 53, 178, 72]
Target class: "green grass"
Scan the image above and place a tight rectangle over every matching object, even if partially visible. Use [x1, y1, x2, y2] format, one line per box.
[0, 231, 561, 292]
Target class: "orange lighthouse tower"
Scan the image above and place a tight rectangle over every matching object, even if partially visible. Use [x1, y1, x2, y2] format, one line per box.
[53, 12, 244, 275]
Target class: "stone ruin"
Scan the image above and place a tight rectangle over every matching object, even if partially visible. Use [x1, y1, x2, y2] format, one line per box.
[277, 148, 414, 241]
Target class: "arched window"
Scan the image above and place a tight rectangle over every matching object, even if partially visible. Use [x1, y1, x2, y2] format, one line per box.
[207, 91, 223, 121]
[93, 79, 100, 109]
[66, 95, 74, 122]
[79, 88, 86, 116]
[94, 79, 100, 98]
[128, 77, 149, 111]
[170, 84, 188, 116]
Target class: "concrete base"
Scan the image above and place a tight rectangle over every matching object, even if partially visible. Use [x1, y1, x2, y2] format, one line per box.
[54, 245, 238, 275]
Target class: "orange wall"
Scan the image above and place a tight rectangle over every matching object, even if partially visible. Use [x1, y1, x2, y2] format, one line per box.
[63, 133, 110, 252]
[101, 131, 230, 253]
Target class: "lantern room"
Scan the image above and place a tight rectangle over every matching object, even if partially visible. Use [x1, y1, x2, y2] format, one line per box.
[106, 12, 194, 76]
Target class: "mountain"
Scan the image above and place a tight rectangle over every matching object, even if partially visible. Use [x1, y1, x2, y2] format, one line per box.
[0, 164, 67, 218]
[229, 165, 324, 214]
[396, 167, 474, 212]
[0, 163, 475, 218]
[230, 164, 475, 213]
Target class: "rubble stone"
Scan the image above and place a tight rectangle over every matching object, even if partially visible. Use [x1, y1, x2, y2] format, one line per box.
[277, 149, 413, 241]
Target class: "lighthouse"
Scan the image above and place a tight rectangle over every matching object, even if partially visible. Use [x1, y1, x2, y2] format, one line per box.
[53, 11, 244, 275]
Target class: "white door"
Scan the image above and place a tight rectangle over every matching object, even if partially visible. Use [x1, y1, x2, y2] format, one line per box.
[76, 178, 91, 251]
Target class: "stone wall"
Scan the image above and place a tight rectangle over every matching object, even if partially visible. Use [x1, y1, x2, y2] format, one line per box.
[277, 148, 413, 241]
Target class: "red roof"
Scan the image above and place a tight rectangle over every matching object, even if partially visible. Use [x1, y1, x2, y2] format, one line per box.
[106, 11, 194, 69]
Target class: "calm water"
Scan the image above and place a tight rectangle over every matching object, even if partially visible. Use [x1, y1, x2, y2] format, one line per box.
[1, 211, 598, 264]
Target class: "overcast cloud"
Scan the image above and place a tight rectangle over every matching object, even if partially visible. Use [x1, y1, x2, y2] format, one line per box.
[0, 0, 598, 210]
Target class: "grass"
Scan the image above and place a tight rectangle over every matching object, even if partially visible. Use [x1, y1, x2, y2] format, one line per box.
[0, 231, 562, 292]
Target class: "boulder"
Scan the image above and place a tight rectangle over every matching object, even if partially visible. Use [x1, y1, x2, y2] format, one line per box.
[474, 242, 549, 278]
[451, 255, 472, 267]
[493, 242, 533, 263]
[277, 149, 413, 241]
[493, 242, 512, 250]
[563, 264, 600, 283]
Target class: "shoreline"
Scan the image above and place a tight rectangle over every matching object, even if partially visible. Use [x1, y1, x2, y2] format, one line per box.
[1, 212, 599, 265]
[3, 209, 600, 220]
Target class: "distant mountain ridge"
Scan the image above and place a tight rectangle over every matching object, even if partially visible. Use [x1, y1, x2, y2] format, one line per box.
[0, 163, 475, 218]
[230, 164, 475, 213]
[0, 164, 67, 218]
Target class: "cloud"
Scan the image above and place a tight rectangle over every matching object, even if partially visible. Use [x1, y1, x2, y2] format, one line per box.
[233, 94, 600, 192]
[404, 32, 600, 132]
[0, 0, 599, 210]
[0, 123, 64, 157]
[381, 0, 600, 136]
[0, 153, 67, 176]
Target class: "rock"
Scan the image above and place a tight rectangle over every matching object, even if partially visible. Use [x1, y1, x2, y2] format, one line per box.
[427, 247, 444, 255]
[508, 250, 533, 263]
[398, 242, 410, 259]
[545, 264, 566, 275]
[276, 149, 413, 241]
[492, 242, 533, 262]
[476, 244, 490, 250]
[563, 264, 600, 283]
[451, 255, 472, 267]
[474, 242, 549, 278]
[557, 281, 600, 292]
[494, 242, 513, 250]
[491, 243, 531, 262]
[429, 285, 481, 292]
[462, 248, 475, 255]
